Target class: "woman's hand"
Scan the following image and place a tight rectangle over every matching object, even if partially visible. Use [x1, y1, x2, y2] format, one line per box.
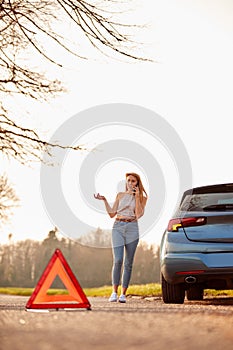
[94, 193, 119, 218]
[94, 193, 106, 201]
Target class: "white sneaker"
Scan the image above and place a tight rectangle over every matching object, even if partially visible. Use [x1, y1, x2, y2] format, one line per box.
[109, 292, 118, 302]
[118, 294, 126, 303]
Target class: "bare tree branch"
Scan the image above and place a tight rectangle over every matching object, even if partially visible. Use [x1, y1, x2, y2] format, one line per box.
[0, 103, 84, 164]
[0, 174, 19, 225]
[0, 0, 151, 163]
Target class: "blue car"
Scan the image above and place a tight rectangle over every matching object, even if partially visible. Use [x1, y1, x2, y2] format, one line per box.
[160, 183, 233, 304]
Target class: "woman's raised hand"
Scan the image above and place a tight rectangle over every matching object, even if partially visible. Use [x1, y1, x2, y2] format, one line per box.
[94, 193, 106, 201]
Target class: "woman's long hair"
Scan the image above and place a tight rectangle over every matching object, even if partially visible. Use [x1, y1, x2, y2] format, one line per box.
[125, 172, 148, 203]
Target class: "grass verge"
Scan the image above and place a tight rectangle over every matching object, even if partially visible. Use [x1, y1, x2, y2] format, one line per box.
[0, 284, 161, 297]
[0, 284, 233, 298]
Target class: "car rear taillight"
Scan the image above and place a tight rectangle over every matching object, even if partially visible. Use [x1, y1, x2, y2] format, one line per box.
[176, 270, 205, 275]
[167, 217, 206, 232]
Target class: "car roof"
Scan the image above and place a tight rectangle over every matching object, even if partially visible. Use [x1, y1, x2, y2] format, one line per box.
[181, 183, 233, 201]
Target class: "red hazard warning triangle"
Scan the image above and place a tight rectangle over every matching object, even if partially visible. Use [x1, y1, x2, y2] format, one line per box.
[26, 249, 91, 310]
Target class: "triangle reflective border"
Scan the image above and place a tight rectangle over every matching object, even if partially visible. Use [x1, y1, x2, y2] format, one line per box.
[26, 249, 91, 310]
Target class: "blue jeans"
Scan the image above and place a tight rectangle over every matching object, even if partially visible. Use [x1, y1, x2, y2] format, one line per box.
[111, 220, 139, 289]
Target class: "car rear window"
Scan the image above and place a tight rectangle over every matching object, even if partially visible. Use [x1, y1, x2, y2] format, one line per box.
[180, 192, 233, 211]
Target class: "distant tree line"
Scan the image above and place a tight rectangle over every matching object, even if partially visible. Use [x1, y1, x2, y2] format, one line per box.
[0, 228, 160, 288]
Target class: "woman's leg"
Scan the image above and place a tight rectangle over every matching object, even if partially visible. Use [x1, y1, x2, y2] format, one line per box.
[121, 238, 139, 292]
[112, 245, 124, 291]
[111, 222, 125, 293]
[121, 221, 139, 294]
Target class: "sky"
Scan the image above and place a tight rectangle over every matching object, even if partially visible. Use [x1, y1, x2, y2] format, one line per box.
[1, 0, 233, 247]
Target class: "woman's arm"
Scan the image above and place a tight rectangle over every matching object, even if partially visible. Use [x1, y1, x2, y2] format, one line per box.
[135, 196, 147, 219]
[94, 193, 119, 218]
[134, 187, 147, 219]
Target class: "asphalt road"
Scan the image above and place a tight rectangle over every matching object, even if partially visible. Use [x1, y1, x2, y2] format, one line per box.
[1, 294, 233, 350]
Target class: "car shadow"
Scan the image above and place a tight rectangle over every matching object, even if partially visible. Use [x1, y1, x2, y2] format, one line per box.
[190, 297, 233, 306]
[205, 297, 233, 305]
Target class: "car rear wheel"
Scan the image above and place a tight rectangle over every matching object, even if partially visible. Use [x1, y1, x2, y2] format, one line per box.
[161, 274, 185, 304]
[186, 286, 204, 300]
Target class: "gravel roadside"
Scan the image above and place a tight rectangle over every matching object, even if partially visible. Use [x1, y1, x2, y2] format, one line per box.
[0, 294, 233, 350]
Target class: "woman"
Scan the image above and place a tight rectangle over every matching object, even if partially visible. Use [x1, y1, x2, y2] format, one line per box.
[94, 172, 147, 303]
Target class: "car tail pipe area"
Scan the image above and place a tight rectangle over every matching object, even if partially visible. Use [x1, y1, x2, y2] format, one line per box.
[185, 276, 197, 284]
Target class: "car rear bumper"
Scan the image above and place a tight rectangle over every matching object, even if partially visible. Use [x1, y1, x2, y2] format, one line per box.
[161, 252, 233, 285]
